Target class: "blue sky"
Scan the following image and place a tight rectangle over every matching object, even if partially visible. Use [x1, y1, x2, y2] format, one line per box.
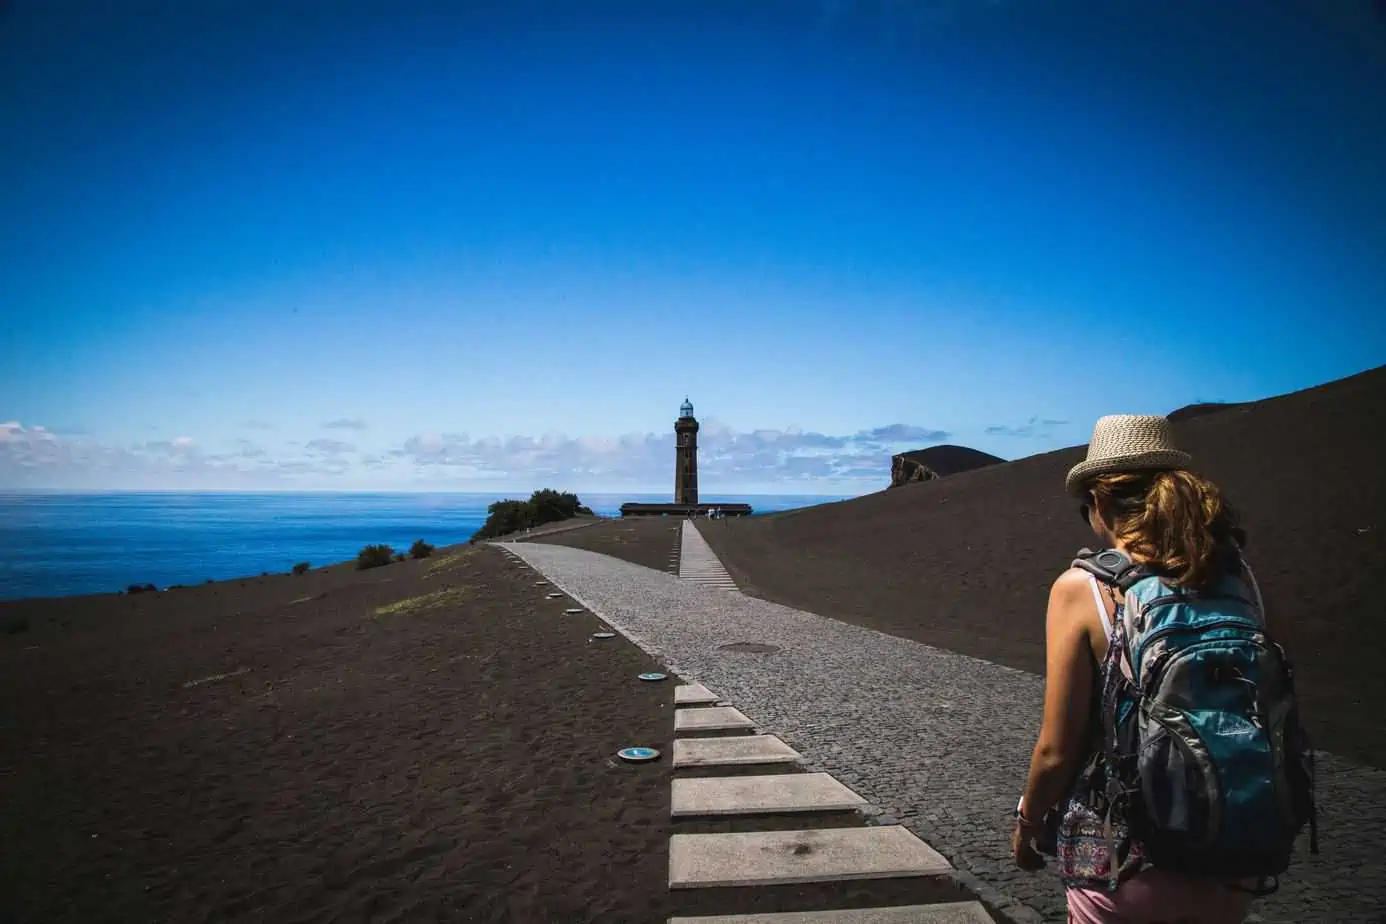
[2, 0, 1384, 494]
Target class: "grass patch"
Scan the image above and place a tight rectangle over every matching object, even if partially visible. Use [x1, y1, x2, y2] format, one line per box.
[183, 666, 251, 689]
[372, 586, 470, 618]
[425, 547, 478, 577]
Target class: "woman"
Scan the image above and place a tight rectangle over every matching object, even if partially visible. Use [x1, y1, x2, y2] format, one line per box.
[1012, 415, 1286, 923]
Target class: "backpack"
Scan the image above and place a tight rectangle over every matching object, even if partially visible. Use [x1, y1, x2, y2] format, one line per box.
[1072, 547, 1319, 891]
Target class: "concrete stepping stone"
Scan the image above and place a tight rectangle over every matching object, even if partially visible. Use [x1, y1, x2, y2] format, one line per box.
[674, 683, 720, 706]
[673, 706, 754, 732]
[668, 826, 952, 889]
[671, 734, 801, 768]
[671, 772, 865, 817]
[667, 902, 993, 923]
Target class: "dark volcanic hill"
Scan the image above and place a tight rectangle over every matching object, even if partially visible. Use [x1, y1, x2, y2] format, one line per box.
[890, 444, 1004, 488]
[1167, 401, 1247, 422]
[700, 365, 1386, 766]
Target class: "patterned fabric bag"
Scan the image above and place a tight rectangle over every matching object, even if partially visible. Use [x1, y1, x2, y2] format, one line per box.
[1054, 756, 1144, 887]
[1052, 597, 1145, 889]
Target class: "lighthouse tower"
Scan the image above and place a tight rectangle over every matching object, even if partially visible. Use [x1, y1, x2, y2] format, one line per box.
[674, 397, 699, 505]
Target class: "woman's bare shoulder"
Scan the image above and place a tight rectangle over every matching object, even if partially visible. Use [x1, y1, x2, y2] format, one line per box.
[1048, 567, 1108, 646]
[1050, 567, 1093, 597]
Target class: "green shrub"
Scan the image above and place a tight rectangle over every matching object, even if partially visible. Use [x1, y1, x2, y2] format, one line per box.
[473, 499, 529, 541]
[471, 489, 588, 541]
[356, 544, 394, 570]
[292, 562, 311, 575]
[393, 553, 406, 563]
[530, 489, 583, 525]
[409, 539, 435, 559]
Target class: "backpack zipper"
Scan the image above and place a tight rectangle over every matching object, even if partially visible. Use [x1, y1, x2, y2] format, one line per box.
[1137, 619, 1263, 651]
[1139, 591, 1259, 613]
[1132, 621, 1265, 688]
[1151, 638, 1273, 706]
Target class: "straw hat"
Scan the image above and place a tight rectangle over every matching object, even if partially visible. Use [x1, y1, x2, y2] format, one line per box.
[1065, 415, 1192, 497]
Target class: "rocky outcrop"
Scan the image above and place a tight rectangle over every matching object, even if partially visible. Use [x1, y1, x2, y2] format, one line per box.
[889, 445, 1004, 489]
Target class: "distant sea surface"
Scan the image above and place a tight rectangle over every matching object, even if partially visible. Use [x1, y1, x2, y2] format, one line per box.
[0, 492, 848, 601]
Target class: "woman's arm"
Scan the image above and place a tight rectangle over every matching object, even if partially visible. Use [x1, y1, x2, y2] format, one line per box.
[1019, 571, 1097, 822]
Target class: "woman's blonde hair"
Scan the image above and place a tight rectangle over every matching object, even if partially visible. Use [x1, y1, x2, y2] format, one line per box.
[1086, 469, 1246, 591]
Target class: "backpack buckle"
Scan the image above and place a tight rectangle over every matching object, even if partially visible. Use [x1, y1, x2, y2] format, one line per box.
[1072, 547, 1151, 594]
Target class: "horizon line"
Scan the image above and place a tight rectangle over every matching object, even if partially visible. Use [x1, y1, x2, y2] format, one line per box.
[0, 487, 860, 498]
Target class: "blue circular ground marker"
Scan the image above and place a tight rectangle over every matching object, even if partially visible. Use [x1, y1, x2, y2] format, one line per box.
[638, 672, 667, 682]
[617, 747, 660, 762]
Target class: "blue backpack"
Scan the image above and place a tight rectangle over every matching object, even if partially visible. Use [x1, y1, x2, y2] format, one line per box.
[1073, 548, 1318, 891]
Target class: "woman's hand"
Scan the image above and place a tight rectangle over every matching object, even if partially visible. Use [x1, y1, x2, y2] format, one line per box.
[1012, 818, 1046, 871]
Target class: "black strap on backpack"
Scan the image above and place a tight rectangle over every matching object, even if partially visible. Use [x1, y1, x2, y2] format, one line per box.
[1071, 547, 1153, 594]
[1072, 547, 1148, 888]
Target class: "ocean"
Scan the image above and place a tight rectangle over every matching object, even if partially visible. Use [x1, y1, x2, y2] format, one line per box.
[0, 492, 846, 601]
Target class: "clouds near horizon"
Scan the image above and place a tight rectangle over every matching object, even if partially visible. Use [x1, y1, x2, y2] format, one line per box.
[985, 417, 1069, 439]
[0, 417, 962, 492]
[391, 417, 962, 488]
[305, 438, 356, 454]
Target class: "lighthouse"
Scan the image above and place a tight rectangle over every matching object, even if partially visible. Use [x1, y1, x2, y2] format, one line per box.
[674, 397, 699, 505]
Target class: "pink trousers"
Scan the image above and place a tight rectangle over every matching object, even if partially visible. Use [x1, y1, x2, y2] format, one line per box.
[1067, 868, 1255, 924]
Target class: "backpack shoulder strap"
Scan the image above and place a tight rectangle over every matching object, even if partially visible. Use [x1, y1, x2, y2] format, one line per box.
[1071, 547, 1153, 594]
[1073, 549, 1148, 684]
[1239, 558, 1267, 628]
